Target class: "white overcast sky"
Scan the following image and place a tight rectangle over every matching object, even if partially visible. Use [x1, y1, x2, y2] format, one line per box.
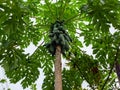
[0, 0, 118, 89]
[0, 25, 116, 90]
[0, 43, 45, 90]
[0, 1, 117, 87]
[0, 39, 93, 90]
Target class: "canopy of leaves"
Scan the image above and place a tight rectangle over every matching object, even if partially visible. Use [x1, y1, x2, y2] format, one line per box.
[0, 0, 120, 89]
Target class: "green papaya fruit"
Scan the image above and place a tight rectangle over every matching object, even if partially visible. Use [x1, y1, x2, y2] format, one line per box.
[60, 41, 65, 46]
[64, 34, 71, 42]
[53, 30, 59, 34]
[64, 40, 69, 51]
[59, 34, 65, 41]
[54, 22, 60, 28]
[49, 33, 54, 37]
[58, 26, 63, 30]
[53, 27, 58, 31]
[53, 27, 60, 34]
[59, 34, 65, 46]
[49, 44, 55, 55]
[58, 26, 65, 33]
[68, 36, 72, 42]
[52, 35, 57, 42]
[55, 39, 60, 45]
[64, 34, 72, 42]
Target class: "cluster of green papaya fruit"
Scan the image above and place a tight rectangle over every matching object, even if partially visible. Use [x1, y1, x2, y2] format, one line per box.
[44, 20, 72, 56]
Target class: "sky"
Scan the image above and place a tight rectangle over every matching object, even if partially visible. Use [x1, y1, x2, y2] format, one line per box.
[0, 25, 116, 90]
[0, 3, 117, 88]
[0, 41, 93, 90]
[0, 43, 45, 90]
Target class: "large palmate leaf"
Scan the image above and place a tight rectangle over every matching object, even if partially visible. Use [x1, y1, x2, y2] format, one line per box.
[0, 0, 120, 89]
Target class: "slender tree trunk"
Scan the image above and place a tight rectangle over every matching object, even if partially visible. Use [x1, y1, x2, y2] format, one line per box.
[55, 46, 62, 90]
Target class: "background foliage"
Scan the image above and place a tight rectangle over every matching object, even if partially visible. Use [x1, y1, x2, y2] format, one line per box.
[0, 0, 120, 89]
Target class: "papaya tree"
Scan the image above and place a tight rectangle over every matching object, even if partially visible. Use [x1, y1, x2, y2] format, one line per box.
[0, 0, 120, 90]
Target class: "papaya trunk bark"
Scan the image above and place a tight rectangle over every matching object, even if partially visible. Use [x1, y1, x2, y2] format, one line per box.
[55, 46, 62, 90]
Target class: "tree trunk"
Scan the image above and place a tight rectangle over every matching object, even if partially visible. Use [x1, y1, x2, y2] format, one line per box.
[55, 46, 62, 90]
